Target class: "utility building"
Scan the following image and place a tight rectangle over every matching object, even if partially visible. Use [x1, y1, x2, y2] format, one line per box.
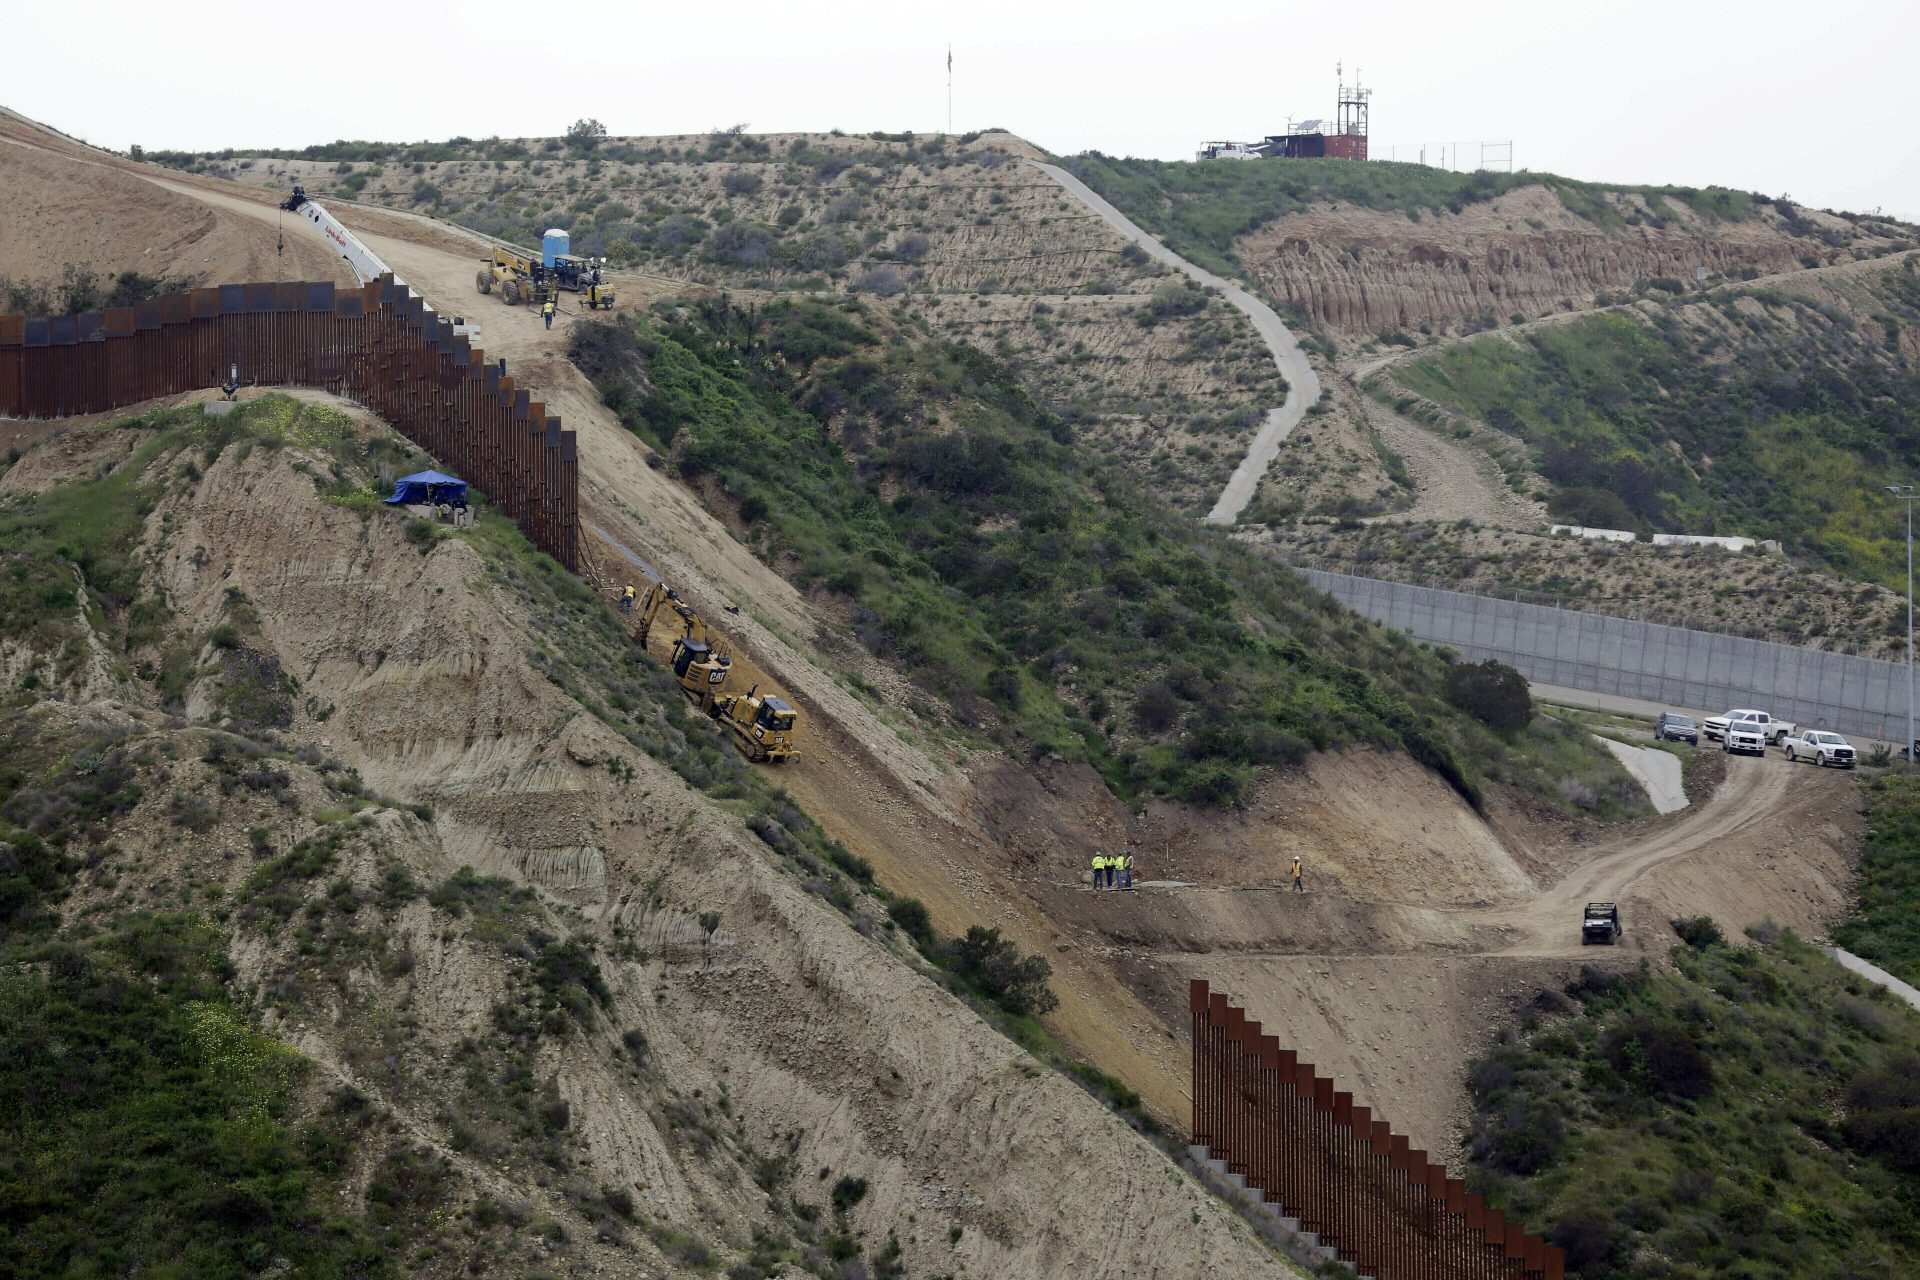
[1267, 66, 1370, 161]
[1200, 66, 1373, 162]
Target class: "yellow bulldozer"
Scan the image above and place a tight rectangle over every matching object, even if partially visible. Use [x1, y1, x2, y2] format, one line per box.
[475, 244, 552, 307]
[628, 580, 800, 760]
[708, 687, 799, 763]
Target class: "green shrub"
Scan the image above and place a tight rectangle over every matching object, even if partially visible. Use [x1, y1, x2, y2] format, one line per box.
[944, 925, 1057, 1017]
[1670, 915, 1724, 948]
[886, 896, 933, 948]
[1834, 773, 1920, 985]
[1544, 486, 1635, 530]
[1844, 1052, 1920, 1172]
[1601, 1016, 1714, 1099]
[565, 117, 607, 150]
[532, 939, 611, 1026]
[831, 1176, 868, 1212]
[1444, 659, 1532, 730]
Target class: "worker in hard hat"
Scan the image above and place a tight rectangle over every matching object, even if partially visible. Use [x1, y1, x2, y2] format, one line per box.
[1120, 852, 1134, 890]
[620, 584, 636, 613]
[1291, 856, 1305, 894]
[543, 298, 556, 330]
[1091, 853, 1106, 889]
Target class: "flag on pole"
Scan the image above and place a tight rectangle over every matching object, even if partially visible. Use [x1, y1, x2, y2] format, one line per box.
[947, 45, 952, 73]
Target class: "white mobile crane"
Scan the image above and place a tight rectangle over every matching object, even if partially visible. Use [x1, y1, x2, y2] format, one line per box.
[282, 185, 392, 287]
[281, 186, 479, 342]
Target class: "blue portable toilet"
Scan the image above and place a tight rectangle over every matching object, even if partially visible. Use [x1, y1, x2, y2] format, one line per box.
[542, 228, 570, 268]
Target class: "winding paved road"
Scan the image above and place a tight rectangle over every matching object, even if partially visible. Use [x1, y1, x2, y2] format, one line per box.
[1029, 162, 1320, 525]
[1825, 948, 1920, 1012]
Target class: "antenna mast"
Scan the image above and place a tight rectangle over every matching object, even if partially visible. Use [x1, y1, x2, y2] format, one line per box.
[1336, 62, 1371, 160]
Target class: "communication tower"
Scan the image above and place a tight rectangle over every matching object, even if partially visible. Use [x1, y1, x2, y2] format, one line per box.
[1335, 62, 1371, 157]
[1261, 64, 1373, 161]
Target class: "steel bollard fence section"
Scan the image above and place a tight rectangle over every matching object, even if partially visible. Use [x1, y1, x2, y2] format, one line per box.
[0, 277, 577, 572]
[1192, 980, 1564, 1280]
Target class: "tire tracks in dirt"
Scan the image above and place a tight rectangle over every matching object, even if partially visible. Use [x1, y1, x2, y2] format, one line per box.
[1357, 395, 1540, 528]
[1468, 756, 1788, 954]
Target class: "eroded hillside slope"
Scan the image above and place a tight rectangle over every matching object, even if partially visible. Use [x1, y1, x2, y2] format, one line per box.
[0, 396, 1302, 1279]
[1062, 153, 1915, 340]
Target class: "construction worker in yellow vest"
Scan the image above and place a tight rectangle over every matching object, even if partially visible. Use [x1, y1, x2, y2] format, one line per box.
[620, 584, 636, 613]
[543, 298, 557, 330]
[1291, 856, 1305, 894]
[1091, 853, 1107, 889]
[1119, 852, 1134, 890]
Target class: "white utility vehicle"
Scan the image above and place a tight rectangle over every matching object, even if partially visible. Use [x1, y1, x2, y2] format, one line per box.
[1782, 729, 1857, 769]
[1723, 717, 1767, 756]
[1702, 708, 1796, 746]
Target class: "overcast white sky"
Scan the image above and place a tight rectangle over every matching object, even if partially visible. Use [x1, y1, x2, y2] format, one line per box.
[13, 0, 1920, 219]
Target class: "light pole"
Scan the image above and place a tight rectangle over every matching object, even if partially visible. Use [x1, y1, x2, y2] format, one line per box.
[1890, 484, 1916, 767]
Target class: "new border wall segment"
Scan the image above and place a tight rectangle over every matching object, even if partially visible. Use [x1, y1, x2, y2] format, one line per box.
[1301, 567, 1911, 743]
[0, 277, 577, 571]
[1192, 980, 1565, 1280]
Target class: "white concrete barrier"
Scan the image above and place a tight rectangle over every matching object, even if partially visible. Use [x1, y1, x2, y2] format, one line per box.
[1550, 524, 1637, 543]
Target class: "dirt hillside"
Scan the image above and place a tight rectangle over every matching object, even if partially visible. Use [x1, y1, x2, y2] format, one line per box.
[1235, 184, 1911, 339]
[0, 111, 1875, 1177]
[3, 398, 1308, 1278]
[0, 110, 346, 288]
[154, 127, 1290, 516]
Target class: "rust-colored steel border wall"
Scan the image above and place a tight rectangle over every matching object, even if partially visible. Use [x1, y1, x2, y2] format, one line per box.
[1190, 980, 1564, 1280]
[0, 276, 576, 571]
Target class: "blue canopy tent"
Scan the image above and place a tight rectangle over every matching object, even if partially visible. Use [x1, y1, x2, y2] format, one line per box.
[385, 470, 469, 508]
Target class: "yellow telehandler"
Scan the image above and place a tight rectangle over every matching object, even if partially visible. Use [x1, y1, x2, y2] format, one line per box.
[474, 244, 551, 307]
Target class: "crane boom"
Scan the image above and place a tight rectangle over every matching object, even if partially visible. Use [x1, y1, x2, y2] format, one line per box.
[281, 185, 396, 289]
[281, 186, 479, 341]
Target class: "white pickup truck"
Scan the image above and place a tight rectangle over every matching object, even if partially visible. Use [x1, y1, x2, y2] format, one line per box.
[1702, 708, 1796, 749]
[1782, 729, 1857, 769]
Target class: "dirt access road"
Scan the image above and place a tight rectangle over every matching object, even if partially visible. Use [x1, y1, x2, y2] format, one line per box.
[1029, 158, 1538, 533]
[1357, 395, 1540, 529]
[1149, 749, 1861, 1158]
[1470, 755, 1796, 955]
